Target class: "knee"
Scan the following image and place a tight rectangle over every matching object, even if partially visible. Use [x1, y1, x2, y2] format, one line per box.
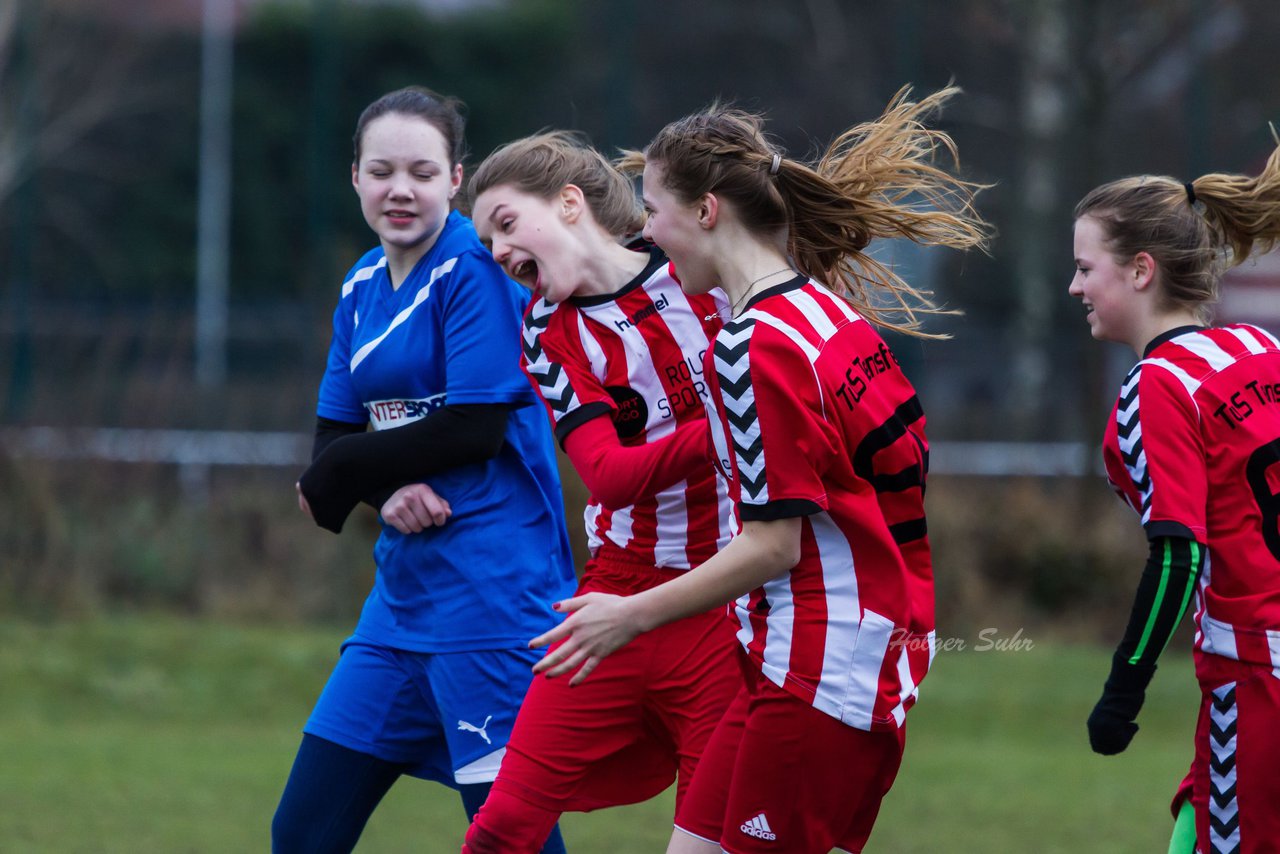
[462, 821, 505, 854]
[270, 800, 309, 854]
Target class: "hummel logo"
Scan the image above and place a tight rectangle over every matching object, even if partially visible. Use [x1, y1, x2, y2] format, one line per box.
[614, 294, 670, 331]
[457, 715, 493, 745]
[740, 812, 776, 841]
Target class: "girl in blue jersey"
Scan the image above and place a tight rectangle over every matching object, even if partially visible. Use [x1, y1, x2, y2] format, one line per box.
[271, 86, 575, 854]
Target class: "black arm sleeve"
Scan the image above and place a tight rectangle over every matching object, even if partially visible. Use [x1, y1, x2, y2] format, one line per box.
[308, 416, 400, 517]
[299, 403, 512, 533]
[1113, 535, 1204, 669]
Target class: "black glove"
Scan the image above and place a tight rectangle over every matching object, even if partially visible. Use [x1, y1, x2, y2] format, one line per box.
[1087, 657, 1156, 755]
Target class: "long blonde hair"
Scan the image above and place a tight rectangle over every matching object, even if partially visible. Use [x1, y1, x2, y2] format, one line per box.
[619, 86, 992, 338]
[1075, 141, 1280, 323]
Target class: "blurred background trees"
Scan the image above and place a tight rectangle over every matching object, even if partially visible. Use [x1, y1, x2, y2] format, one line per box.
[2, 0, 1278, 621]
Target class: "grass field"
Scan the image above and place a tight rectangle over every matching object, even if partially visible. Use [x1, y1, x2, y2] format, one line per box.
[0, 617, 1199, 853]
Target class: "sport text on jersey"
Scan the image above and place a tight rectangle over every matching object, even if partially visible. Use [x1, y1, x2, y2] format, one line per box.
[613, 293, 670, 331]
[1212, 378, 1280, 430]
[657, 350, 709, 419]
[834, 340, 900, 409]
[367, 394, 447, 430]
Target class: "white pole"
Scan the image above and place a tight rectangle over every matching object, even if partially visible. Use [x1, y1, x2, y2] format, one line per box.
[195, 0, 234, 387]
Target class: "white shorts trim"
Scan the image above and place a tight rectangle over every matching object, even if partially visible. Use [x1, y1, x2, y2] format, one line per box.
[454, 746, 506, 785]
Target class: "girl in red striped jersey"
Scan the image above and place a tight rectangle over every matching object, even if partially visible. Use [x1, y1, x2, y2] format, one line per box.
[459, 132, 741, 854]
[1071, 147, 1280, 854]
[532, 88, 990, 853]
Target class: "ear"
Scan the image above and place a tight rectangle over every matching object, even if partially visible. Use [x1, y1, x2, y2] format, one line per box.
[559, 184, 587, 224]
[351, 162, 360, 194]
[697, 193, 719, 230]
[448, 162, 464, 200]
[1131, 251, 1157, 290]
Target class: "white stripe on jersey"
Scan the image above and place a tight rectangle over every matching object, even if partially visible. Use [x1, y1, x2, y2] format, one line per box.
[342, 256, 387, 299]
[1244, 323, 1280, 349]
[1226, 325, 1270, 355]
[1200, 613, 1239, 661]
[583, 293, 674, 438]
[788, 287, 840, 339]
[1139, 356, 1203, 399]
[841, 609, 895, 730]
[749, 312, 826, 417]
[350, 258, 458, 373]
[1178, 330, 1239, 373]
[753, 571, 796, 693]
[812, 511, 862, 715]
[574, 309, 609, 385]
[889, 637, 922, 727]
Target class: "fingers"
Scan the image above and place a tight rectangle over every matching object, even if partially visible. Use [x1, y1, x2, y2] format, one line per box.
[552, 594, 592, 614]
[535, 642, 593, 680]
[382, 485, 452, 535]
[568, 656, 600, 687]
[296, 482, 314, 520]
[422, 490, 451, 526]
[529, 621, 571, 652]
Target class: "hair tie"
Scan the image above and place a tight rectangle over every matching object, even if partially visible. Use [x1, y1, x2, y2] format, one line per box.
[1184, 181, 1197, 206]
[769, 153, 781, 176]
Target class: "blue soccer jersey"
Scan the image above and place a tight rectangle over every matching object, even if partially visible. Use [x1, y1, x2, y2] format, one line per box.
[317, 211, 576, 652]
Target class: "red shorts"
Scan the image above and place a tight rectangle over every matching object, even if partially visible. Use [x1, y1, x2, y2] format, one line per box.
[1188, 655, 1280, 854]
[482, 546, 740, 815]
[676, 652, 906, 853]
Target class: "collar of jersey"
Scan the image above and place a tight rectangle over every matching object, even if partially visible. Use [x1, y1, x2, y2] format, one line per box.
[569, 245, 667, 307]
[740, 273, 809, 314]
[1143, 324, 1208, 357]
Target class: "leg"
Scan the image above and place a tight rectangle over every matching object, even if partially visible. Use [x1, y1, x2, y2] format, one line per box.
[1168, 799, 1195, 854]
[464, 637, 676, 853]
[718, 680, 905, 854]
[648, 609, 740, 811]
[1191, 661, 1280, 854]
[459, 783, 566, 854]
[666, 828, 721, 854]
[271, 733, 404, 854]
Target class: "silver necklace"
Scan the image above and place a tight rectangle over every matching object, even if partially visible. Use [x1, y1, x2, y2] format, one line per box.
[730, 267, 793, 316]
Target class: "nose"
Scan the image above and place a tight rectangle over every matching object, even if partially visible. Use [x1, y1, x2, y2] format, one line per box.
[489, 236, 510, 265]
[641, 215, 654, 242]
[388, 172, 412, 198]
[1068, 274, 1083, 297]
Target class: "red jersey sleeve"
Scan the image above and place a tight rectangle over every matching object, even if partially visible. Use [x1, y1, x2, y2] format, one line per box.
[563, 415, 712, 510]
[521, 298, 616, 445]
[713, 318, 837, 521]
[1106, 362, 1208, 541]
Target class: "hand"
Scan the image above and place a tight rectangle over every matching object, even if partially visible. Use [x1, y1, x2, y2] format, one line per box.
[529, 593, 643, 686]
[380, 483, 452, 535]
[1087, 694, 1141, 754]
[296, 482, 314, 520]
[1087, 658, 1155, 755]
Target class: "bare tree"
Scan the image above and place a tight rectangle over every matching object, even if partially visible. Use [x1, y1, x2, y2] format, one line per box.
[0, 1, 180, 218]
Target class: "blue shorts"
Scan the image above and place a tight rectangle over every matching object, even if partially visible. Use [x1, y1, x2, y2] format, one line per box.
[303, 638, 541, 787]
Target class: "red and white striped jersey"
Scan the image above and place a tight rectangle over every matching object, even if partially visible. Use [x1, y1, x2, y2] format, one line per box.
[521, 245, 735, 569]
[1103, 324, 1280, 671]
[705, 277, 934, 732]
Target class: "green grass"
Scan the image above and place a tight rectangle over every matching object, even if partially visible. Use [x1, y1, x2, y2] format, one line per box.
[0, 617, 1199, 852]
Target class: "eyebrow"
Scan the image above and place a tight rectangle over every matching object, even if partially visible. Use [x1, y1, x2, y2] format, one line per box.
[484, 203, 508, 225]
[365, 158, 441, 169]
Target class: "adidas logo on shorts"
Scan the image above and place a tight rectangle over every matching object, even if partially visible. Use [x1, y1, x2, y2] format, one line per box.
[740, 813, 777, 841]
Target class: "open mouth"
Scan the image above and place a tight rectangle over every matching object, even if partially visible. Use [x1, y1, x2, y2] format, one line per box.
[512, 259, 539, 289]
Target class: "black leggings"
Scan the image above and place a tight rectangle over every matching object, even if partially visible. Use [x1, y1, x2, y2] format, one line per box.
[271, 733, 566, 853]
